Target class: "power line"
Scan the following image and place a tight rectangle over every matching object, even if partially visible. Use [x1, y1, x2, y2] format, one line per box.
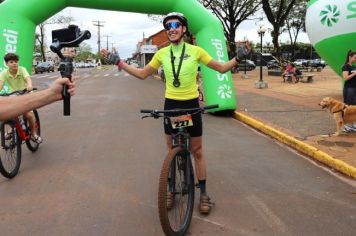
[102, 34, 112, 50]
[92, 20, 105, 54]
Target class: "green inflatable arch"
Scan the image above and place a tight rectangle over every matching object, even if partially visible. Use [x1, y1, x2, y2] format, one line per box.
[0, 0, 235, 111]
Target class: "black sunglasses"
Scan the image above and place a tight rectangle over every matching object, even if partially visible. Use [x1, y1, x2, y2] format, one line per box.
[164, 21, 182, 30]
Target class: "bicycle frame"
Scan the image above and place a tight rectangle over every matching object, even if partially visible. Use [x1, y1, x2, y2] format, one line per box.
[169, 128, 195, 196]
[13, 116, 30, 142]
[171, 127, 190, 150]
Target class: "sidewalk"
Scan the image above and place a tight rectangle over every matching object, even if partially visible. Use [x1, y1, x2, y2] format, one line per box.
[232, 67, 356, 178]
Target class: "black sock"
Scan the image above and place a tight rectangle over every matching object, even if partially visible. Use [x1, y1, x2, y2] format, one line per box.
[198, 180, 206, 194]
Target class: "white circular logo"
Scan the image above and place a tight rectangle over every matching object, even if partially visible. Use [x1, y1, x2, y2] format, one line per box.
[217, 84, 232, 99]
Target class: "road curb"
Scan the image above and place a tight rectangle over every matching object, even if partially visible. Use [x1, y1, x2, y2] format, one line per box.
[233, 111, 356, 179]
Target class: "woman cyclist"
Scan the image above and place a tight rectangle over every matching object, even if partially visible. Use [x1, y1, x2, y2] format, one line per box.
[102, 12, 249, 214]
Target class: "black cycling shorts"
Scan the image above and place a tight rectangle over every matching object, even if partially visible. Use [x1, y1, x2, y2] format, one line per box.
[163, 98, 202, 137]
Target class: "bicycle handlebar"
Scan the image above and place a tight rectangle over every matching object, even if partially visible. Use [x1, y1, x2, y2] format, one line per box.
[0, 88, 38, 96]
[140, 104, 219, 118]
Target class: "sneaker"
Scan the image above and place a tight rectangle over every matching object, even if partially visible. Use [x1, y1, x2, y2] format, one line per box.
[342, 124, 354, 133]
[199, 194, 214, 215]
[30, 134, 43, 144]
[166, 192, 174, 210]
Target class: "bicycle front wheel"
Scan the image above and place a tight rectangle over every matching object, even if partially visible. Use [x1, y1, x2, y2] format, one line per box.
[0, 121, 22, 179]
[158, 146, 195, 236]
[25, 110, 41, 152]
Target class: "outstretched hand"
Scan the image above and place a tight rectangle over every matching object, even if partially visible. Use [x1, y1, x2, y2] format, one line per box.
[100, 48, 109, 59]
[101, 48, 121, 65]
[236, 41, 251, 60]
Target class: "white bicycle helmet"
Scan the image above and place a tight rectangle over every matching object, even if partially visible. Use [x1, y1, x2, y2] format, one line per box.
[163, 12, 188, 28]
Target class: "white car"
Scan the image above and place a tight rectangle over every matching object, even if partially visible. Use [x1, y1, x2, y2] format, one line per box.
[294, 59, 309, 67]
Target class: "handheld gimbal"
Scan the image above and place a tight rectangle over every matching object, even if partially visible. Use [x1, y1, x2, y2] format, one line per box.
[50, 25, 91, 116]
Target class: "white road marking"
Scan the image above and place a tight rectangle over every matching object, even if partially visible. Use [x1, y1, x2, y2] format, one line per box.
[247, 194, 289, 235]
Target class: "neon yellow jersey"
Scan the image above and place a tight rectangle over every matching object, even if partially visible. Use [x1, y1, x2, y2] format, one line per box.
[149, 43, 212, 101]
[0, 66, 29, 91]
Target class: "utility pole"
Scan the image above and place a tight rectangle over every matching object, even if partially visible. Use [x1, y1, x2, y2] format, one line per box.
[103, 34, 111, 50]
[92, 20, 105, 54]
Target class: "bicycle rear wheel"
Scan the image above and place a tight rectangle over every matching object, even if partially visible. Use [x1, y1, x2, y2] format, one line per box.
[25, 110, 41, 152]
[0, 121, 22, 179]
[158, 146, 195, 236]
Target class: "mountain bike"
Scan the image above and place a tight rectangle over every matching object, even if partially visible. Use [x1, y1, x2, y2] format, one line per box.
[0, 89, 41, 179]
[140, 104, 218, 236]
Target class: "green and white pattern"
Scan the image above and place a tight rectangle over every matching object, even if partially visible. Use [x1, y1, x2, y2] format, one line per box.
[306, 0, 356, 78]
[319, 4, 340, 27]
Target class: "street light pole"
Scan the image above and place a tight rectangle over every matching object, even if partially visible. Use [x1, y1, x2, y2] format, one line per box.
[259, 31, 264, 82]
[255, 25, 268, 89]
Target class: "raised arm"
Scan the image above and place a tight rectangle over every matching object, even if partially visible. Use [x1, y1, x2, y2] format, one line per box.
[101, 48, 157, 79]
[120, 62, 157, 80]
[206, 58, 237, 74]
[205, 41, 251, 74]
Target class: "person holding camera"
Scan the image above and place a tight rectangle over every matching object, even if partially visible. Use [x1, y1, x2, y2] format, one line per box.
[0, 53, 43, 143]
[0, 77, 75, 121]
[342, 50, 356, 132]
[102, 12, 250, 215]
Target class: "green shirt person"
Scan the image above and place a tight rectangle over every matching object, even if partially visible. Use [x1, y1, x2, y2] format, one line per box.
[0, 65, 31, 92]
[0, 53, 43, 143]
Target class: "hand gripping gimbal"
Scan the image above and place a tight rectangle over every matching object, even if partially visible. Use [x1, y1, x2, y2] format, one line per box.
[50, 25, 91, 116]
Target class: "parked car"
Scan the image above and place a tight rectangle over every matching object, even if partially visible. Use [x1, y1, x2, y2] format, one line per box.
[266, 60, 281, 70]
[294, 59, 309, 67]
[232, 59, 256, 73]
[35, 62, 54, 74]
[308, 59, 326, 68]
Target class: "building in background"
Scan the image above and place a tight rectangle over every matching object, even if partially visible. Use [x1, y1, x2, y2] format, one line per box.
[131, 30, 169, 67]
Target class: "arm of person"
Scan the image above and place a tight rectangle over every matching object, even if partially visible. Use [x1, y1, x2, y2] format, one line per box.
[120, 62, 157, 80]
[0, 80, 3, 91]
[101, 48, 157, 79]
[0, 77, 75, 121]
[201, 41, 250, 74]
[206, 58, 237, 74]
[342, 71, 356, 81]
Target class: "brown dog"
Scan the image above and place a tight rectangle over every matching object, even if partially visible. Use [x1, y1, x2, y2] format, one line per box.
[319, 97, 356, 135]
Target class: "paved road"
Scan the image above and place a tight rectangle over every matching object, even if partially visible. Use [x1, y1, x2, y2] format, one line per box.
[0, 68, 355, 235]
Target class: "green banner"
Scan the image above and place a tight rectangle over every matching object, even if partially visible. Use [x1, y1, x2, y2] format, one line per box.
[0, 0, 236, 111]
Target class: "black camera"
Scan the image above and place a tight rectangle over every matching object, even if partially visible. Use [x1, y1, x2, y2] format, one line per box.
[50, 25, 91, 56]
[50, 25, 91, 116]
[52, 25, 81, 44]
